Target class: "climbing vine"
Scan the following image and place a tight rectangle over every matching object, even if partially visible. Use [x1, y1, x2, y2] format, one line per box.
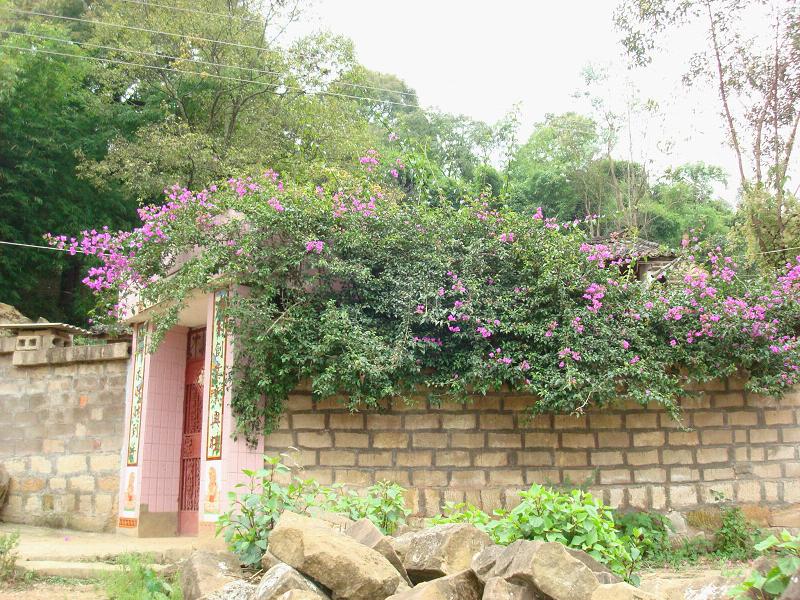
[49, 148, 800, 442]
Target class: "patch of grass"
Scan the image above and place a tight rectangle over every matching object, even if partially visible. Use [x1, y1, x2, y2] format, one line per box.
[99, 553, 182, 600]
[0, 531, 20, 582]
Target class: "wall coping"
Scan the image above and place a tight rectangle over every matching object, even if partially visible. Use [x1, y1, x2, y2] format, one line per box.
[3, 341, 130, 366]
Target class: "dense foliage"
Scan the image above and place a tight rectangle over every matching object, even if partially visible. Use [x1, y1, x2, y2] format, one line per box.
[431, 484, 635, 579]
[731, 531, 800, 600]
[217, 455, 409, 565]
[52, 145, 800, 438]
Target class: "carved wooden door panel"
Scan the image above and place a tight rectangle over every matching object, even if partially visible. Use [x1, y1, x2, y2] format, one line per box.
[178, 328, 205, 535]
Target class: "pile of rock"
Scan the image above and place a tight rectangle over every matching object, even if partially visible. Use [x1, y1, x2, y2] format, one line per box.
[183, 511, 661, 600]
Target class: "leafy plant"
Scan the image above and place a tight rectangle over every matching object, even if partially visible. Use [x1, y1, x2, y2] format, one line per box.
[319, 481, 411, 535]
[431, 484, 634, 580]
[100, 553, 181, 600]
[729, 531, 800, 600]
[216, 455, 323, 566]
[217, 456, 412, 564]
[614, 511, 674, 565]
[0, 531, 19, 582]
[714, 505, 759, 561]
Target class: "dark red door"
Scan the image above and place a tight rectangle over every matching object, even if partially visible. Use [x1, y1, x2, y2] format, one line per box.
[178, 328, 205, 535]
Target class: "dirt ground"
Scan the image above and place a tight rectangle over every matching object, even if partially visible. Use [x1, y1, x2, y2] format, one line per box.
[0, 580, 105, 600]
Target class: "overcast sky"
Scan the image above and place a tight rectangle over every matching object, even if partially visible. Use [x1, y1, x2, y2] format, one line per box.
[295, 0, 739, 201]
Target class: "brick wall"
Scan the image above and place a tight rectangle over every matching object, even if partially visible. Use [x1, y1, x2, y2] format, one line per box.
[0, 337, 130, 531]
[264, 378, 800, 527]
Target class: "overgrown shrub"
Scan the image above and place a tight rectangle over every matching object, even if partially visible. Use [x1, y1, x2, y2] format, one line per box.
[319, 480, 411, 535]
[430, 484, 634, 579]
[614, 511, 673, 564]
[217, 455, 410, 565]
[730, 531, 800, 599]
[100, 553, 181, 600]
[55, 150, 800, 440]
[0, 531, 19, 582]
[715, 505, 760, 560]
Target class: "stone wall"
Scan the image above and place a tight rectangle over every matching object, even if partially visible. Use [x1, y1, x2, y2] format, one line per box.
[0, 337, 130, 531]
[264, 378, 800, 527]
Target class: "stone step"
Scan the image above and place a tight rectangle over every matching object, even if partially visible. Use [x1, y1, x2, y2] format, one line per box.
[18, 559, 168, 579]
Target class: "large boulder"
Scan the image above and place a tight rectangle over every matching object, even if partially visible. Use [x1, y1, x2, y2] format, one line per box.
[0, 464, 9, 510]
[254, 563, 328, 600]
[564, 548, 621, 584]
[490, 540, 599, 600]
[268, 511, 404, 600]
[592, 582, 656, 600]
[345, 518, 412, 585]
[278, 592, 330, 600]
[471, 545, 505, 584]
[207, 580, 258, 600]
[386, 570, 483, 600]
[180, 550, 243, 600]
[261, 550, 283, 572]
[391, 523, 492, 583]
[306, 508, 355, 533]
[483, 577, 535, 600]
[781, 567, 800, 600]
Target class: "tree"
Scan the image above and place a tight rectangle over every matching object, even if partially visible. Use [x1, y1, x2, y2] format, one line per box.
[0, 24, 139, 321]
[508, 113, 599, 222]
[616, 0, 800, 266]
[647, 162, 733, 246]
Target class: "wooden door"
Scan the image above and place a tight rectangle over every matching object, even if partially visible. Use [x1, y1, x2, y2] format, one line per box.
[178, 328, 205, 535]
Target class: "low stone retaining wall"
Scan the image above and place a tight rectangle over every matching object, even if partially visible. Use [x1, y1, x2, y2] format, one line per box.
[264, 378, 800, 526]
[0, 337, 130, 531]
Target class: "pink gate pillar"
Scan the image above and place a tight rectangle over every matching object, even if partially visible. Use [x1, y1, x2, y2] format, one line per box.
[117, 323, 187, 536]
[197, 289, 263, 537]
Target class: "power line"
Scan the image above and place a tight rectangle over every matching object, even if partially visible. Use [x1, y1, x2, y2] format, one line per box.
[2, 6, 418, 100]
[0, 29, 417, 101]
[0, 240, 109, 257]
[0, 42, 417, 108]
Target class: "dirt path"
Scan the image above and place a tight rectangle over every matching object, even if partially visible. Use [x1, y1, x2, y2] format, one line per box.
[0, 581, 106, 599]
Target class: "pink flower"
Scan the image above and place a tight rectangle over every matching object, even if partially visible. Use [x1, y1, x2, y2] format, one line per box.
[630, 355, 641, 364]
[622, 340, 630, 349]
[305, 240, 324, 254]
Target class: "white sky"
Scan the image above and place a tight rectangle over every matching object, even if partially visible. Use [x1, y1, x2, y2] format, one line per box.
[294, 0, 741, 202]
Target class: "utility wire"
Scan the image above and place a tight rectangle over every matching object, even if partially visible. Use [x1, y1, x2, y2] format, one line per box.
[0, 42, 417, 108]
[1, 29, 417, 102]
[0, 240, 109, 257]
[2, 6, 418, 100]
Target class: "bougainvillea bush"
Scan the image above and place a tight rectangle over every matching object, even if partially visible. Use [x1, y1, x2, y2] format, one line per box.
[48, 148, 800, 441]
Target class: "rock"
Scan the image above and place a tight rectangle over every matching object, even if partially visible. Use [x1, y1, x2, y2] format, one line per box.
[181, 550, 243, 600]
[268, 511, 403, 600]
[781, 567, 800, 600]
[306, 507, 355, 532]
[254, 563, 328, 600]
[391, 523, 492, 583]
[471, 545, 505, 584]
[345, 518, 412, 585]
[277, 592, 330, 600]
[207, 580, 258, 600]
[565, 548, 617, 578]
[491, 540, 599, 600]
[665, 511, 688, 535]
[483, 577, 534, 599]
[639, 571, 737, 600]
[0, 464, 9, 510]
[592, 582, 656, 600]
[261, 550, 282, 572]
[386, 570, 483, 600]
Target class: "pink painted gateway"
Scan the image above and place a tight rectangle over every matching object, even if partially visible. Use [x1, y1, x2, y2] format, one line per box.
[118, 288, 262, 537]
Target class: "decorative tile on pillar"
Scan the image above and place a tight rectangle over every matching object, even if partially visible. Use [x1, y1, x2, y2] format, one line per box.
[206, 290, 228, 461]
[126, 324, 148, 466]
